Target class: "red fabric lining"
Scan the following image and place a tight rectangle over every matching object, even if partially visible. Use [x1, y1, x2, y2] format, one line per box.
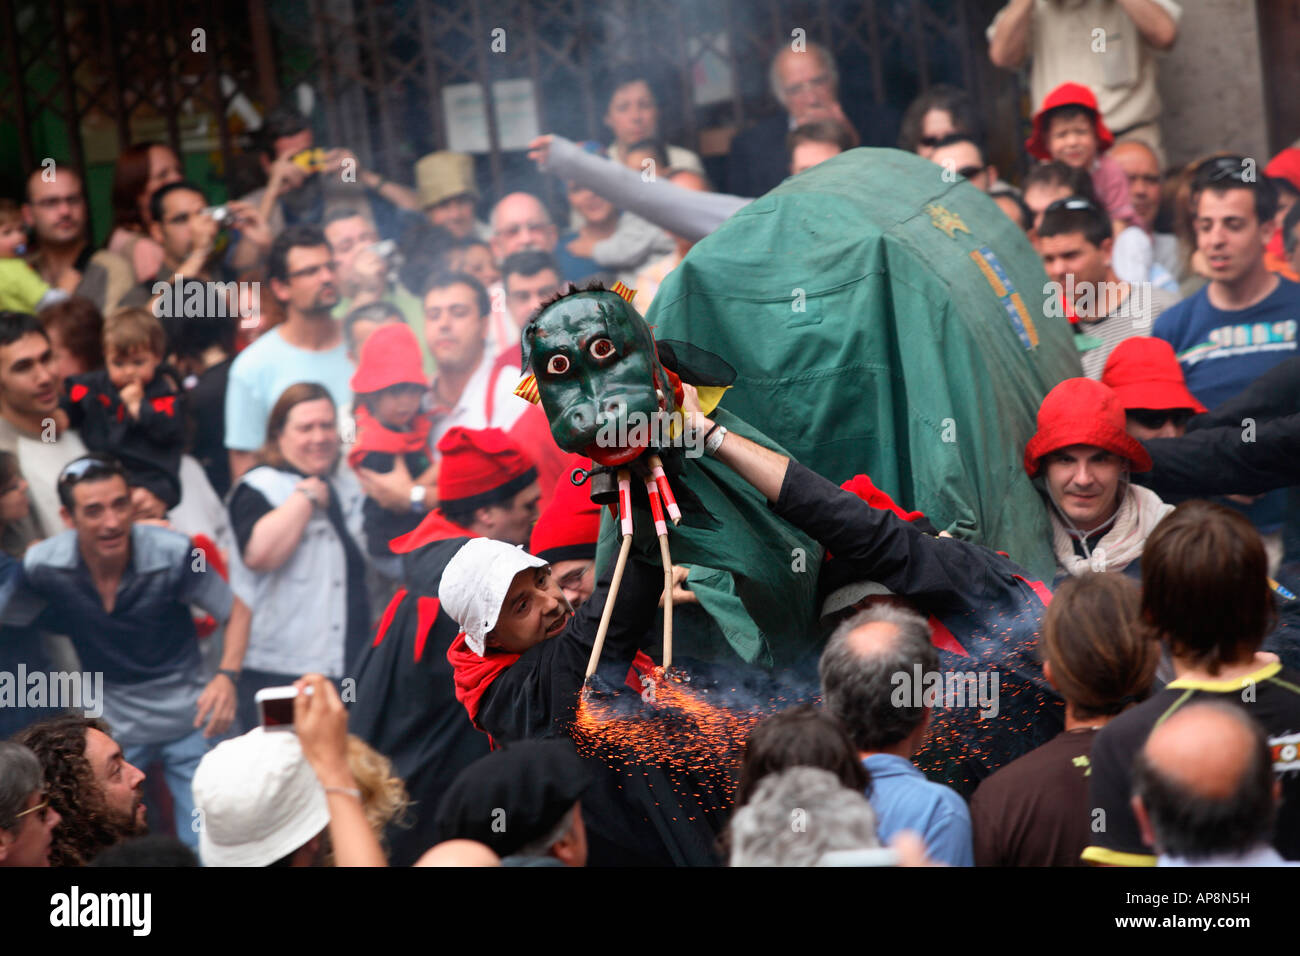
[372, 588, 409, 647]
[412, 596, 441, 663]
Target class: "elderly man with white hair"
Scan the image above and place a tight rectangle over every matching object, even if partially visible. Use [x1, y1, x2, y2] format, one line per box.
[729, 767, 884, 867]
[724, 40, 898, 197]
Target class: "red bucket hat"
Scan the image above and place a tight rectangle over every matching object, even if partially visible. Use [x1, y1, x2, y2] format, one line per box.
[1265, 147, 1300, 194]
[349, 323, 427, 394]
[1025, 82, 1115, 162]
[437, 427, 537, 511]
[1101, 338, 1208, 414]
[1023, 377, 1152, 477]
[529, 466, 601, 564]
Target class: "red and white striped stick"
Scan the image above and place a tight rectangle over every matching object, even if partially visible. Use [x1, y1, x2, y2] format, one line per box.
[644, 476, 668, 537]
[647, 453, 681, 524]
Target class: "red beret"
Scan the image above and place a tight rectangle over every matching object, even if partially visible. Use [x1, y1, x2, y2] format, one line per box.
[437, 427, 537, 510]
[529, 465, 601, 563]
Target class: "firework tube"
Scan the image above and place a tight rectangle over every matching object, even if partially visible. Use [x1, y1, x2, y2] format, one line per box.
[585, 533, 633, 680]
[618, 470, 634, 537]
[645, 475, 673, 668]
[658, 531, 674, 670]
[645, 476, 668, 537]
[585, 468, 635, 680]
[648, 453, 681, 525]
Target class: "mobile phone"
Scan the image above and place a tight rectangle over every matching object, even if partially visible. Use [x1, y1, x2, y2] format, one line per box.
[290, 147, 327, 173]
[203, 205, 232, 226]
[254, 684, 312, 730]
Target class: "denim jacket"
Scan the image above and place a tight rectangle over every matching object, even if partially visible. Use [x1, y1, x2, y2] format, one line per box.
[229, 465, 365, 677]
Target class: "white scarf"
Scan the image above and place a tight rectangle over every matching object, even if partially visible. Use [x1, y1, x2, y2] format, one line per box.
[1052, 483, 1174, 576]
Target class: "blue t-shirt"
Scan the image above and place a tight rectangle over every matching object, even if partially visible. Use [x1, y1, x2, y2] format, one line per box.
[224, 327, 355, 452]
[1152, 278, 1300, 411]
[862, 753, 973, 866]
[1152, 278, 1300, 532]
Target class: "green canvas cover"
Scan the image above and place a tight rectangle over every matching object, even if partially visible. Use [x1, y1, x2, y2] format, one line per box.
[646, 148, 1082, 581]
[594, 406, 825, 670]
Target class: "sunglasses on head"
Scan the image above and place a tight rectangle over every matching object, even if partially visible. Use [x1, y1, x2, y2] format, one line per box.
[1045, 196, 1098, 214]
[1194, 155, 1252, 185]
[57, 455, 123, 492]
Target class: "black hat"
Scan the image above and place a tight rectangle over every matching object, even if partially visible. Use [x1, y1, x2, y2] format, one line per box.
[433, 739, 592, 858]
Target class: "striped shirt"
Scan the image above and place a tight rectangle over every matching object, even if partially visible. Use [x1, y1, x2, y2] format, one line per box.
[1077, 284, 1181, 380]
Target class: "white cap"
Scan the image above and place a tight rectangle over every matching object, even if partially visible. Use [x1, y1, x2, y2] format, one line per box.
[192, 727, 330, 867]
[820, 580, 895, 624]
[440, 538, 549, 656]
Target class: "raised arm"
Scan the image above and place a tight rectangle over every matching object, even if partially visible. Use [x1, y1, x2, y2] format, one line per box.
[530, 134, 751, 242]
[987, 0, 1035, 69]
[1139, 414, 1300, 497]
[694, 407, 996, 604]
[1117, 0, 1179, 50]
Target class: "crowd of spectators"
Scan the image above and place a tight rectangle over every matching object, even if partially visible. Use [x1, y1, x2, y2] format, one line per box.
[1, 0, 1299, 870]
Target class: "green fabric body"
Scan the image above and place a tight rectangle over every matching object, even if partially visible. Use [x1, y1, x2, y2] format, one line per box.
[594, 407, 823, 670]
[645, 148, 1082, 581]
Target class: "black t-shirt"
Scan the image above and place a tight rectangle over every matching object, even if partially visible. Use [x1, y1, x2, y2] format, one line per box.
[187, 358, 232, 497]
[357, 449, 430, 558]
[970, 728, 1097, 867]
[229, 472, 370, 666]
[1085, 661, 1300, 865]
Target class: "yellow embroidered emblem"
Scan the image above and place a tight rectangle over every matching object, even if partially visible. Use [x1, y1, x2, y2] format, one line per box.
[924, 203, 970, 239]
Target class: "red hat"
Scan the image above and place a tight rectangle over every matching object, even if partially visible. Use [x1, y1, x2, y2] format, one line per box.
[437, 427, 537, 510]
[1265, 147, 1300, 194]
[350, 323, 427, 394]
[1025, 82, 1114, 161]
[1024, 378, 1152, 477]
[1101, 338, 1208, 414]
[529, 466, 601, 563]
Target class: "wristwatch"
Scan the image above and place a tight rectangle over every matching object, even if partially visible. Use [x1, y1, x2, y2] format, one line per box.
[409, 485, 427, 514]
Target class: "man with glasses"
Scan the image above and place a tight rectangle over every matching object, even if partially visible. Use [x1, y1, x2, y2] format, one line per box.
[0, 741, 62, 867]
[5, 458, 247, 854]
[1037, 195, 1178, 378]
[224, 224, 355, 483]
[21, 165, 134, 314]
[725, 42, 897, 198]
[489, 193, 559, 265]
[1152, 159, 1297, 570]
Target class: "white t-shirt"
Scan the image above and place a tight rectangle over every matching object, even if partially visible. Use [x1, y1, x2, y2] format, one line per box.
[427, 356, 526, 459]
[0, 419, 88, 536]
[224, 327, 355, 452]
